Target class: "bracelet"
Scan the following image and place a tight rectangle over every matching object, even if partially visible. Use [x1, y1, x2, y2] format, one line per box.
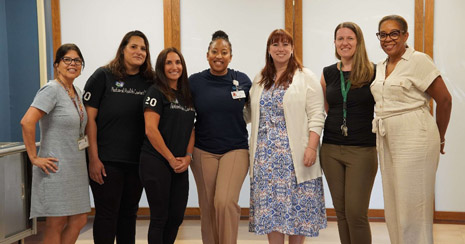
[186, 152, 193, 161]
[440, 140, 445, 145]
[306, 146, 317, 152]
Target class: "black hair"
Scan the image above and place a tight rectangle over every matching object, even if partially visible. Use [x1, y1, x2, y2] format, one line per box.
[208, 30, 232, 54]
[378, 15, 408, 33]
[54, 43, 85, 69]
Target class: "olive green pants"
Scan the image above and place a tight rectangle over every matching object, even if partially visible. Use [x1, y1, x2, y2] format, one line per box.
[320, 143, 378, 244]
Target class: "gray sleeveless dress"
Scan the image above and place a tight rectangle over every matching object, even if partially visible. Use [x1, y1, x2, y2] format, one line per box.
[30, 80, 90, 218]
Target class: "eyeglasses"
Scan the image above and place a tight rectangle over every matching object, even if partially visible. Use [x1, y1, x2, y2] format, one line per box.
[376, 30, 404, 41]
[61, 57, 83, 66]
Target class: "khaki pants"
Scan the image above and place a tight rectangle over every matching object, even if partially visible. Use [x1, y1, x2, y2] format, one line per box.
[374, 108, 440, 244]
[320, 144, 378, 244]
[191, 147, 249, 244]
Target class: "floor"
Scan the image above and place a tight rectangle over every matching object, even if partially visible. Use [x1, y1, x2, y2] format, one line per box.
[24, 218, 465, 243]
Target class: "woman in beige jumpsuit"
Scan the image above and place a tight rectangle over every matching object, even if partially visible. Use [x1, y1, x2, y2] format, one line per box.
[371, 15, 452, 244]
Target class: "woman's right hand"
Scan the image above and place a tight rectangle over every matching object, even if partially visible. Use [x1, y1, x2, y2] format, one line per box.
[89, 158, 106, 185]
[31, 156, 58, 175]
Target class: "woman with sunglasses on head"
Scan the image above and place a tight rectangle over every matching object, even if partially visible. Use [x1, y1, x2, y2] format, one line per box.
[319, 22, 377, 244]
[247, 29, 327, 244]
[21, 43, 89, 244]
[189, 30, 252, 244]
[83, 30, 154, 244]
[139, 47, 195, 244]
[372, 15, 452, 244]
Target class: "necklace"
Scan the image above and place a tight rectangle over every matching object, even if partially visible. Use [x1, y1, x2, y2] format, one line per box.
[56, 78, 85, 138]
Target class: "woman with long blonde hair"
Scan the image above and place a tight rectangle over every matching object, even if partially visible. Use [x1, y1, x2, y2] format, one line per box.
[320, 22, 377, 244]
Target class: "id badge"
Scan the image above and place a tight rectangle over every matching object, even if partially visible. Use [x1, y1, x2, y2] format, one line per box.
[78, 135, 89, 150]
[231, 90, 246, 99]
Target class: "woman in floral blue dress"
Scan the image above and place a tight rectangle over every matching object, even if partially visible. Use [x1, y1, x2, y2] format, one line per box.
[247, 29, 327, 243]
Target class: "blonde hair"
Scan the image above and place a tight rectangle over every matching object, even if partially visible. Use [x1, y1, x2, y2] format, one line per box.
[334, 22, 374, 88]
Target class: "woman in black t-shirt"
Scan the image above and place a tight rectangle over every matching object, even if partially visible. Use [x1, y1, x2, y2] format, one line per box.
[83, 30, 154, 243]
[140, 47, 195, 244]
[319, 22, 377, 244]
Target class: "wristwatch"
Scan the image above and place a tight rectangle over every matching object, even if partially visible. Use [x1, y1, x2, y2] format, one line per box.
[186, 152, 193, 161]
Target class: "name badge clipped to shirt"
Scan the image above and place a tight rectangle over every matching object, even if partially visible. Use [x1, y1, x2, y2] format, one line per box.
[231, 90, 246, 99]
[78, 135, 89, 150]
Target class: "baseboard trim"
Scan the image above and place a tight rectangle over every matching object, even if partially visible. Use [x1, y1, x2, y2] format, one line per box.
[87, 207, 465, 225]
[434, 211, 465, 224]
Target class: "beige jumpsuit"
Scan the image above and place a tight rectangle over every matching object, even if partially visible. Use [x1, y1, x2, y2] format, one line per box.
[371, 47, 441, 244]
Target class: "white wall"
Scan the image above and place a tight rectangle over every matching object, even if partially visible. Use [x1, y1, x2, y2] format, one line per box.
[61, 0, 164, 89]
[434, 0, 465, 212]
[180, 0, 284, 207]
[302, 0, 415, 209]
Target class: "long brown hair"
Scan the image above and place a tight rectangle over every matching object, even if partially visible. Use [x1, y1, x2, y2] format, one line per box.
[105, 30, 154, 81]
[154, 47, 193, 108]
[259, 29, 302, 90]
[334, 22, 374, 88]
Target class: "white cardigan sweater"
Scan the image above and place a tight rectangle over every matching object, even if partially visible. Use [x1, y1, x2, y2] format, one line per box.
[246, 68, 325, 184]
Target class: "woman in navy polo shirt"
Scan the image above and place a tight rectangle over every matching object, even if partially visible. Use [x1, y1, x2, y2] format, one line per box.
[189, 30, 252, 244]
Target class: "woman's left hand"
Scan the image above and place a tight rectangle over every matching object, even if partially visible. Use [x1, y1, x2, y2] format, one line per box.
[303, 147, 317, 167]
[174, 156, 191, 173]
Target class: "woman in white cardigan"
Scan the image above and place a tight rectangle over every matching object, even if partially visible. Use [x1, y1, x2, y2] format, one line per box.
[246, 29, 327, 244]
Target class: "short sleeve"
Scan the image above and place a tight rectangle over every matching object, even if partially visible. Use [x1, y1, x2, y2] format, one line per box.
[235, 71, 252, 102]
[237, 71, 252, 88]
[31, 83, 57, 114]
[143, 85, 164, 115]
[411, 53, 441, 92]
[83, 67, 107, 108]
[188, 73, 200, 97]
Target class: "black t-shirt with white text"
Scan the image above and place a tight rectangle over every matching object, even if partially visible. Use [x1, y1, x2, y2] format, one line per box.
[83, 67, 152, 164]
[141, 85, 195, 162]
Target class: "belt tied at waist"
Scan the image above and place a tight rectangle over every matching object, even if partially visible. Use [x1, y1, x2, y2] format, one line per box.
[371, 106, 429, 137]
[372, 117, 386, 137]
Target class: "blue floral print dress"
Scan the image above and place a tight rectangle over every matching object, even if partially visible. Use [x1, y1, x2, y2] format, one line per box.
[249, 84, 327, 237]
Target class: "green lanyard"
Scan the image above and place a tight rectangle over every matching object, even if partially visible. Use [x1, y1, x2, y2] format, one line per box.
[339, 62, 350, 136]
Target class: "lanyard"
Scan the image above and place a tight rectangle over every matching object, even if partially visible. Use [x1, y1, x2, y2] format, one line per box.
[57, 78, 85, 138]
[339, 62, 351, 136]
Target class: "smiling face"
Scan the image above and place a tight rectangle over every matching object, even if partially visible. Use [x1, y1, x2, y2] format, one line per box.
[335, 27, 357, 61]
[123, 36, 147, 71]
[164, 52, 182, 84]
[379, 20, 409, 59]
[207, 39, 232, 76]
[55, 50, 82, 82]
[268, 40, 293, 67]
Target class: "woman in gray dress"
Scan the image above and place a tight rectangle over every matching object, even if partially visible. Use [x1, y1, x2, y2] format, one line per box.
[21, 43, 90, 243]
